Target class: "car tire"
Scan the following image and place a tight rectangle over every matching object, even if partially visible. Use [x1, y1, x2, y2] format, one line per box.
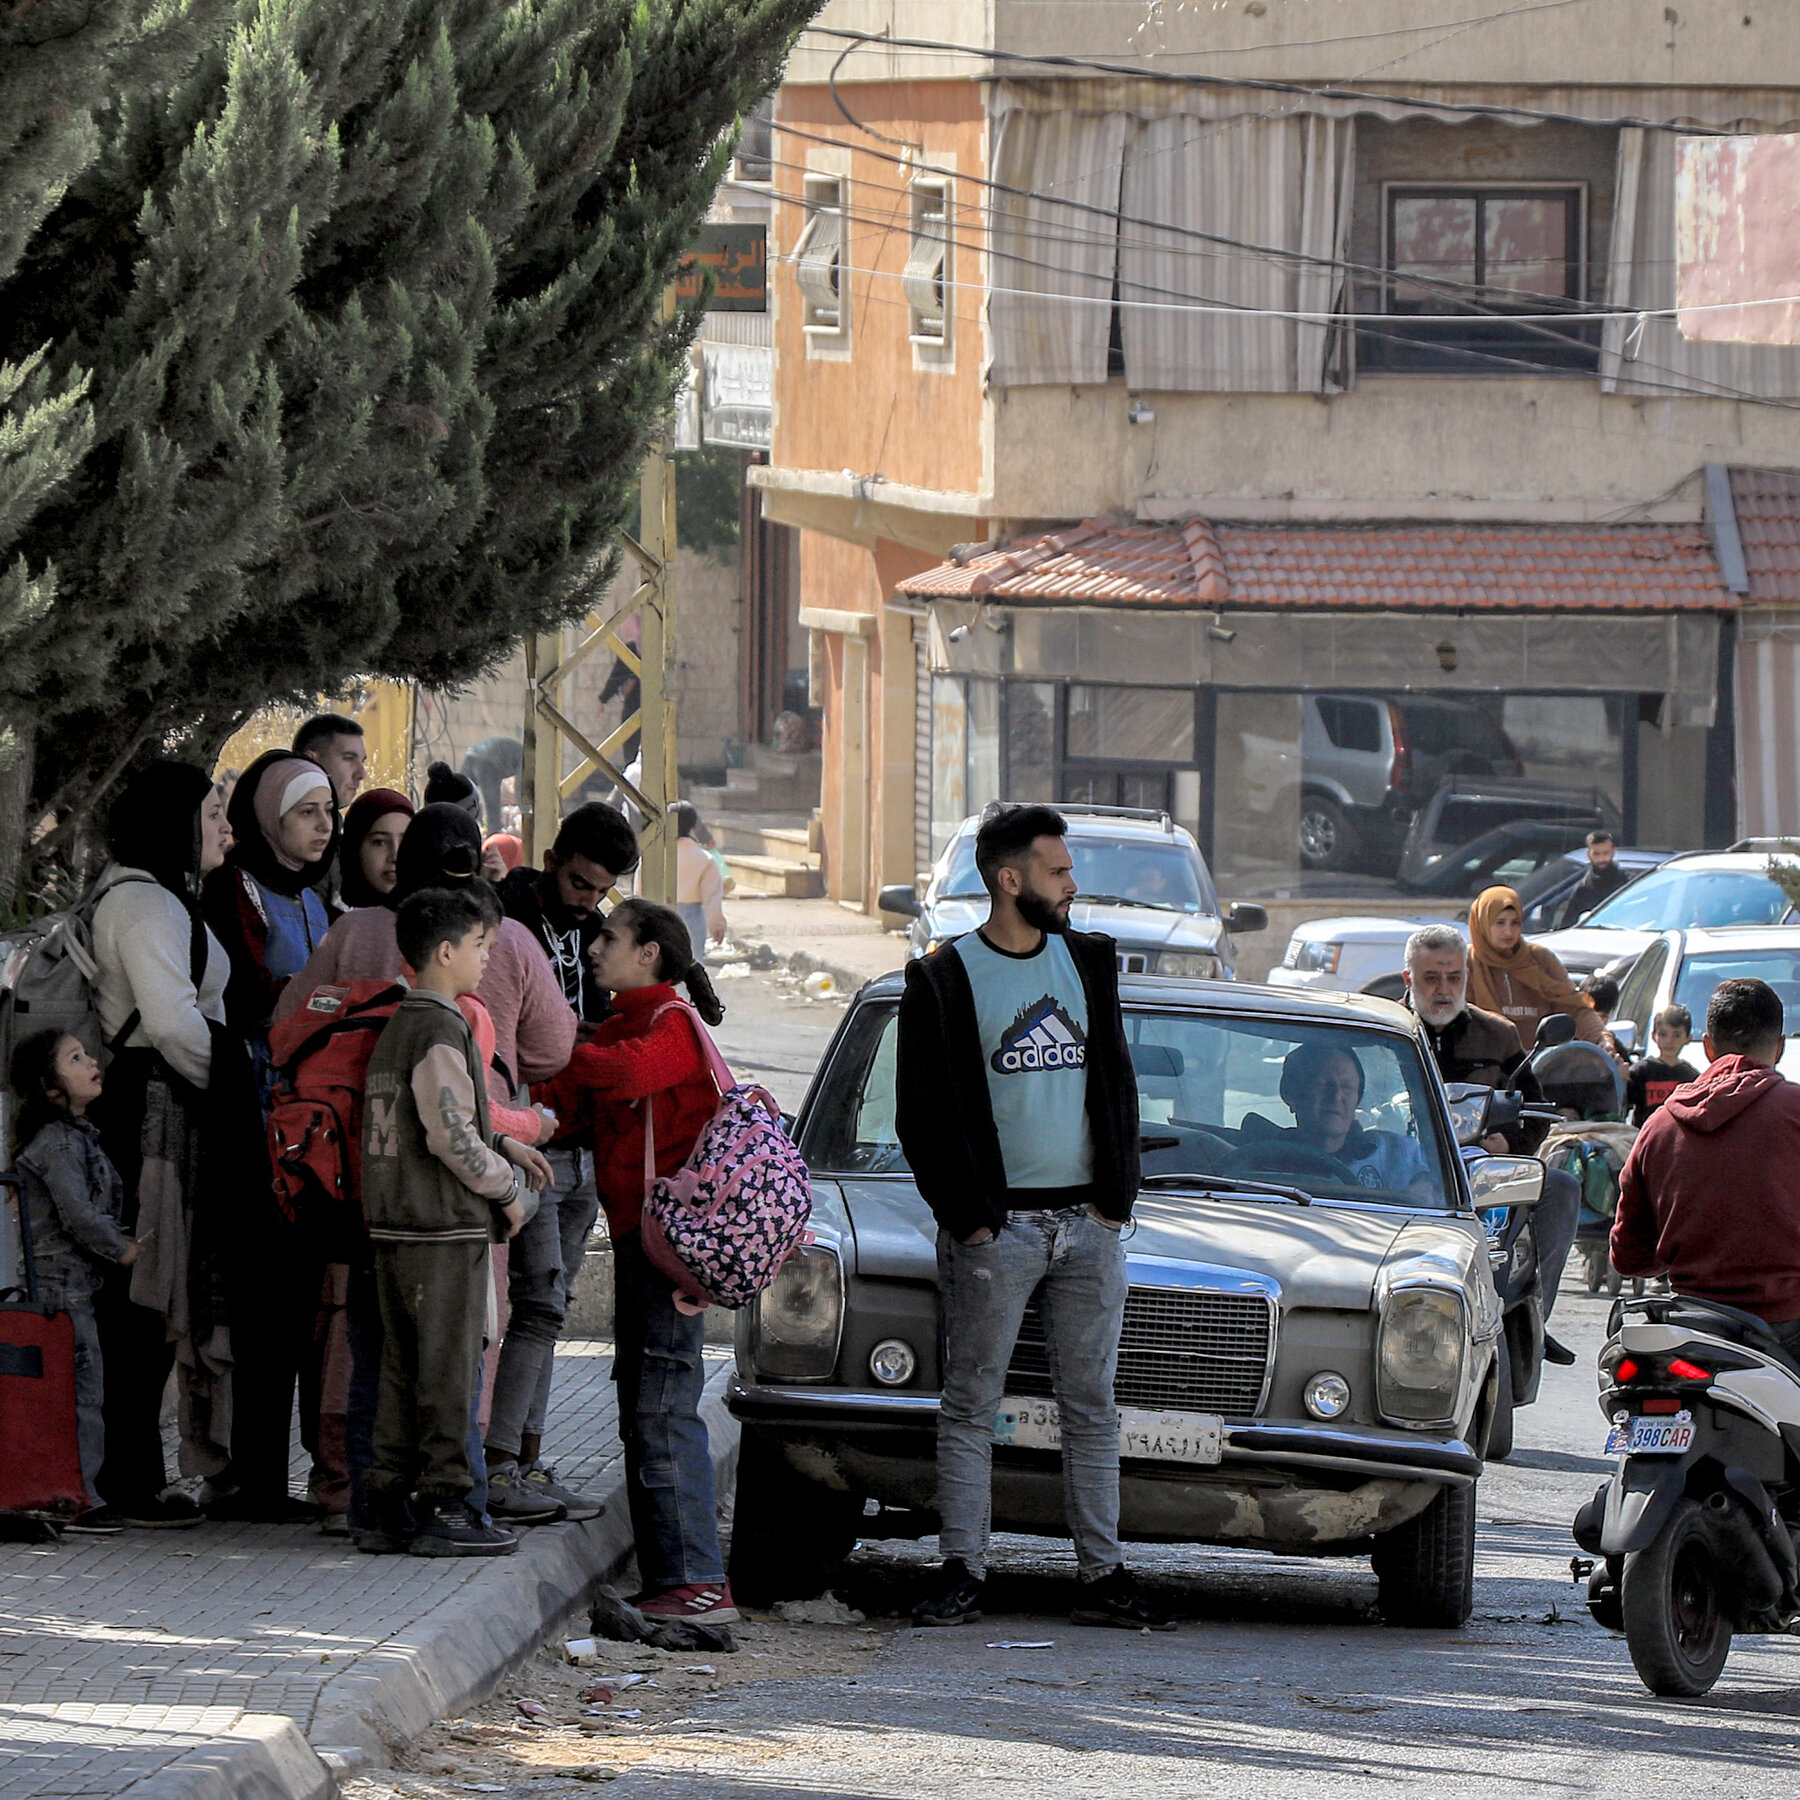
[1298, 795, 1358, 871]
[1373, 1478, 1477, 1629]
[726, 1426, 862, 1607]
[1484, 1349, 1515, 1463]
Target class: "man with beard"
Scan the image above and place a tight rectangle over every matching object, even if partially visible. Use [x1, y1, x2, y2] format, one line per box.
[1402, 923, 1580, 1365]
[895, 804, 1169, 1632]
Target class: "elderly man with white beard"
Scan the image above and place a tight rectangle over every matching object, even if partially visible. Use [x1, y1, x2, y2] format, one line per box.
[1401, 922, 1582, 1366]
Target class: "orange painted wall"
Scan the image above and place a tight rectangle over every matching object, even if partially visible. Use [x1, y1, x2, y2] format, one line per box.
[772, 80, 987, 501]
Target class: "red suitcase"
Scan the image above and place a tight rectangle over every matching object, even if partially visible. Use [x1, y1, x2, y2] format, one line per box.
[0, 1173, 88, 1518]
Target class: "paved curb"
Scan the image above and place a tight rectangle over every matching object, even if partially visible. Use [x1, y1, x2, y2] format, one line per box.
[118, 1365, 741, 1800]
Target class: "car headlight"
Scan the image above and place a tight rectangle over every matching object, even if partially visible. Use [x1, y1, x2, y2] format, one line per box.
[1377, 1287, 1466, 1427]
[752, 1244, 843, 1381]
[1290, 940, 1342, 974]
[1156, 951, 1218, 979]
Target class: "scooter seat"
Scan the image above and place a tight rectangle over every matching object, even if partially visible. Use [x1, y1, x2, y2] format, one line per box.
[1618, 1293, 1800, 1379]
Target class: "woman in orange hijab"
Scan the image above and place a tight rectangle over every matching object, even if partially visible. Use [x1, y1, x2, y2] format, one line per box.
[1466, 885, 1604, 1047]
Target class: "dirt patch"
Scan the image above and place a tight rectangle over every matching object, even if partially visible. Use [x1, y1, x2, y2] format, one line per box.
[340, 1609, 894, 1796]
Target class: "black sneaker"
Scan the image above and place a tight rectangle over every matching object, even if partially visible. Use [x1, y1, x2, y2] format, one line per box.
[354, 1494, 415, 1555]
[1543, 1333, 1578, 1367]
[408, 1500, 518, 1558]
[116, 1494, 204, 1529]
[1070, 1566, 1175, 1630]
[912, 1558, 985, 1627]
[484, 1462, 566, 1525]
[65, 1506, 126, 1535]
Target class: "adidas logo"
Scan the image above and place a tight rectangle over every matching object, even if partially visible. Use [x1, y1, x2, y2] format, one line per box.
[993, 997, 1088, 1075]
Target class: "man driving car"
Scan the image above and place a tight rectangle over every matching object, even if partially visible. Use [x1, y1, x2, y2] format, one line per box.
[1402, 923, 1581, 1366]
[1267, 1042, 1435, 1198]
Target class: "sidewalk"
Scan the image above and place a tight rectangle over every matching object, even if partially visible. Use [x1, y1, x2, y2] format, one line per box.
[0, 1345, 738, 1800]
[723, 894, 908, 993]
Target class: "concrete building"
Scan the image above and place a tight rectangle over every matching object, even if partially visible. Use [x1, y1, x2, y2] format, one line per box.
[756, 0, 1800, 909]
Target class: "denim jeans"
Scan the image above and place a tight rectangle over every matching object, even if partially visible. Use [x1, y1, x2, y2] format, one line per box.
[527, 1156, 599, 1443]
[936, 1207, 1128, 1580]
[612, 1227, 723, 1590]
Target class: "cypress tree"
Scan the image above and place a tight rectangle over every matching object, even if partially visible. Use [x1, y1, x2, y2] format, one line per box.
[0, 0, 817, 879]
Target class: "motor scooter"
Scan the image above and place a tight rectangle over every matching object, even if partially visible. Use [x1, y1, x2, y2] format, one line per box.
[1574, 1293, 1800, 1696]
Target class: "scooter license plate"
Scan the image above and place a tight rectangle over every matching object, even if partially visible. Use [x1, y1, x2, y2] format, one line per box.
[1604, 1411, 1696, 1456]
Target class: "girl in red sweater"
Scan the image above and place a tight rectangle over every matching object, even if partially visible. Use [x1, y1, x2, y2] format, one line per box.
[539, 898, 734, 1623]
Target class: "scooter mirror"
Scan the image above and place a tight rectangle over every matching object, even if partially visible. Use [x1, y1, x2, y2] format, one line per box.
[1533, 1013, 1577, 1051]
[1609, 1020, 1638, 1056]
[1443, 1083, 1494, 1148]
[1466, 1154, 1545, 1211]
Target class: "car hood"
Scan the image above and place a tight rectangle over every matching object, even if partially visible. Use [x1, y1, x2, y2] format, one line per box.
[1527, 925, 1655, 971]
[1288, 915, 1456, 945]
[925, 897, 1224, 952]
[838, 1177, 1450, 1311]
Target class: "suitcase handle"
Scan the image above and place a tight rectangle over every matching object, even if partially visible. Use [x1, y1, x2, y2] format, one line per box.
[0, 1169, 38, 1304]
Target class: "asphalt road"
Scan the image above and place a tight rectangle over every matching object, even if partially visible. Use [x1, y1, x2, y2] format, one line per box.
[549, 973, 1800, 1796]
[707, 962, 850, 1113]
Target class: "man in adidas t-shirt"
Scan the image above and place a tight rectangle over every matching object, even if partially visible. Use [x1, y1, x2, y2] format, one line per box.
[896, 803, 1170, 1633]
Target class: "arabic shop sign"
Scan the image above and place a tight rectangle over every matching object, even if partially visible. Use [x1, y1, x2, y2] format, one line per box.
[676, 225, 767, 313]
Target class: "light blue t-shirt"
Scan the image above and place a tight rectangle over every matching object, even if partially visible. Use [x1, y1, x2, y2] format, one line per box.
[955, 930, 1094, 1191]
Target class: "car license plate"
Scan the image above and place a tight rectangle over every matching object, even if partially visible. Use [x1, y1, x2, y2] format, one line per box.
[993, 1398, 1223, 1466]
[1604, 1411, 1696, 1456]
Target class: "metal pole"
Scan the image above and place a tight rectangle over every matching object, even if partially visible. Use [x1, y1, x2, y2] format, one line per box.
[637, 423, 679, 905]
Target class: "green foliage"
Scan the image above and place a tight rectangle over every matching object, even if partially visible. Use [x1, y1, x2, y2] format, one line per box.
[1766, 852, 1800, 916]
[674, 444, 747, 561]
[0, 0, 819, 864]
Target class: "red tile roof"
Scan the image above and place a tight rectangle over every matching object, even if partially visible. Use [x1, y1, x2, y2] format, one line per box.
[900, 517, 1734, 612]
[1728, 466, 1800, 606]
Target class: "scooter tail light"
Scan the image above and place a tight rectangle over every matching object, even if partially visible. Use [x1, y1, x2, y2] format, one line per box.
[1668, 1358, 1712, 1383]
[1613, 1358, 1640, 1383]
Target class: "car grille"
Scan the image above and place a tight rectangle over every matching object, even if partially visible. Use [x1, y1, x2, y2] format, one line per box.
[1117, 951, 1150, 975]
[1006, 1285, 1275, 1417]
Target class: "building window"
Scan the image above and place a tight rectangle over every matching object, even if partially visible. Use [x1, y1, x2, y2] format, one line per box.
[1362, 184, 1596, 374]
[796, 175, 846, 338]
[733, 99, 772, 184]
[904, 178, 950, 343]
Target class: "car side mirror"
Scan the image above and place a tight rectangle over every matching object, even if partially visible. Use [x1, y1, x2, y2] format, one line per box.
[780, 1113, 796, 1137]
[1466, 1155, 1545, 1210]
[1609, 1020, 1637, 1056]
[1533, 1013, 1577, 1050]
[1226, 902, 1268, 936]
[878, 883, 922, 918]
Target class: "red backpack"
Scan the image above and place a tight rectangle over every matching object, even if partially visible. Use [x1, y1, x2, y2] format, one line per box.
[266, 980, 408, 1224]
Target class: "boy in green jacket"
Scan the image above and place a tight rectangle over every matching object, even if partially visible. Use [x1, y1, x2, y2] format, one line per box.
[361, 888, 553, 1556]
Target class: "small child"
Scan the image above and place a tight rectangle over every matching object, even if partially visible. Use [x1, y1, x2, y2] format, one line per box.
[8, 1029, 138, 1534]
[359, 888, 551, 1557]
[1626, 1004, 1697, 1127]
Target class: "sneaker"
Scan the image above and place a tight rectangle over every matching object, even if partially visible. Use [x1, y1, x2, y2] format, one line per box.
[1069, 1566, 1175, 1631]
[354, 1495, 415, 1556]
[521, 1463, 605, 1523]
[408, 1500, 519, 1558]
[911, 1558, 984, 1628]
[318, 1511, 351, 1537]
[204, 1491, 321, 1525]
[116, 1494, 204, 1530]
[65, 1506, 126, 1535]
[484, 1462, 567, 1525]
[1542, 1333, 1579, 1367]
[638, 1581, 740, 1624]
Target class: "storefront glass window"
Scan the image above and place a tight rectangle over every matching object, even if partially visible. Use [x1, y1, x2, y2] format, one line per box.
[1007, 682, 1056, 800]
[930, 675, 966, 861]
[1068, 685, 1195, 761]
[969, 678, 1001, 816]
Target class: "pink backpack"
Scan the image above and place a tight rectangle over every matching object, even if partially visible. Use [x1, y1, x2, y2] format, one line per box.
[638, 1000, 813, 1309]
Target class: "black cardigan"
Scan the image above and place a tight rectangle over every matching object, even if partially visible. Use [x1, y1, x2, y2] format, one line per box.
[893, 928, 1141, 1242]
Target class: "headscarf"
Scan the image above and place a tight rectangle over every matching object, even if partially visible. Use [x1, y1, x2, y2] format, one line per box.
[394, 802, 483, 902]
[1467, 885, 1597, 1026]
[340, 788, 416, 909]
[226, 749, 340, 896]
[106, 761, 216, 901]
[483, 832, 523, 873]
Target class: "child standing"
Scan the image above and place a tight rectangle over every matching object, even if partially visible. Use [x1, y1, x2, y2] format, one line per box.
[359, 889, 553, 1557]
[1626, 1004, 1698, 1126]
[9, 1030, 138, 1534]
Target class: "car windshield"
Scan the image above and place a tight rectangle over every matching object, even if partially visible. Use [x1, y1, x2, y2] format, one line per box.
[802, 1002, 1461, 1211]
[1673, 949, 1800, 1037]
[1577, 866, 1797, 933]
[938, 835, 1216, 913]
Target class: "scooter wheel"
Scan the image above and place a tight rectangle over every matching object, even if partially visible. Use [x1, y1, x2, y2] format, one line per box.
[1620, 1497, 1732, 1696]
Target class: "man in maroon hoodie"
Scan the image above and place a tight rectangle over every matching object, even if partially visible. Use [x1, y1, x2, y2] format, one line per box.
[1613, 978, 1800, 1345]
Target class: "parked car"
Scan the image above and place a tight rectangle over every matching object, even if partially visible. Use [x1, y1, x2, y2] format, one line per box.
[879, 804, 1266, 981]
[1397, 778, 1621, 889]
[1531, 849, 1800, 981]
[726, 974, 1544, 1627]
[1607, 925, 1800, 1081]
[1265, 847, 1677, 1002]
[1301, 693, 1523, 873]
[1398, 819, 1650, 900]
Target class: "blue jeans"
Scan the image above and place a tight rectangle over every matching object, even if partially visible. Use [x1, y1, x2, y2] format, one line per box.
[936, 1207, 1128, 1579]
[612, 1227, 723, 1589]
[345, 1261, 490, 1526]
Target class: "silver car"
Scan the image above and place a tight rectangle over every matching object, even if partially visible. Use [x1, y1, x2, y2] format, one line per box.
[726, 975, 1543, 1627]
